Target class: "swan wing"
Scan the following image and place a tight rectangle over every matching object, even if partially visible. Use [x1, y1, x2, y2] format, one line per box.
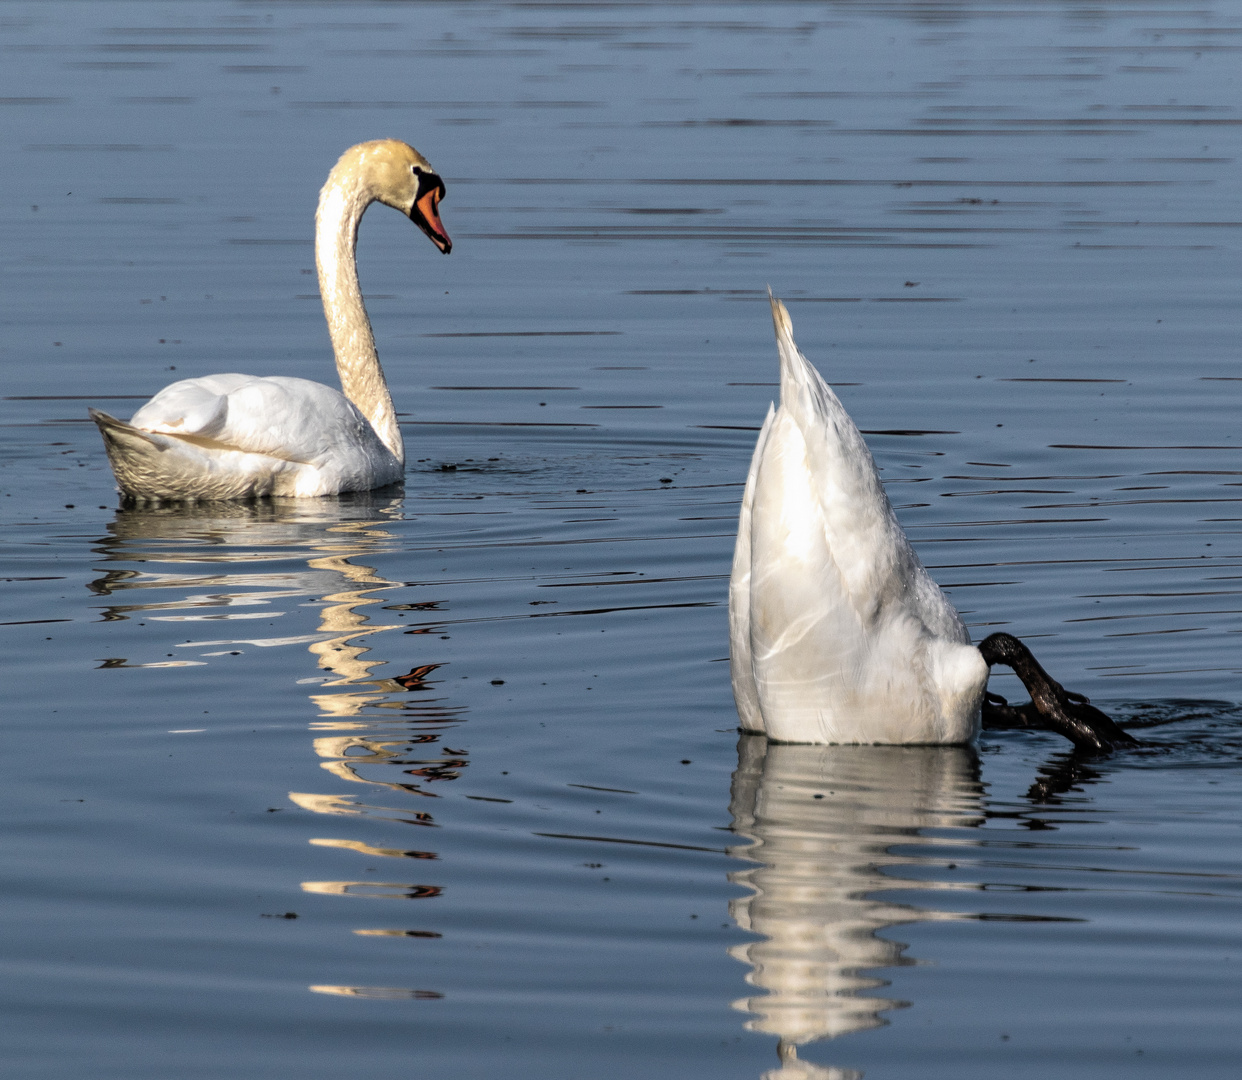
[729, 403, 775, 733]
[130, 375, 381, 466]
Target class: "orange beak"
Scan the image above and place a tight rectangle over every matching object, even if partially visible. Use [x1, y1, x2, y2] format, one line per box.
[412, 185, 451, 254]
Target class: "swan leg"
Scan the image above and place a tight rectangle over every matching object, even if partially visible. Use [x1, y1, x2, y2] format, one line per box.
[978, 632, 1137, 753]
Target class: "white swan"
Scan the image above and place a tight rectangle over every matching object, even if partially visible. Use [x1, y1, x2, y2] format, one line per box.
[730, 295, 1133, 751]
[91, 139, 451, 501]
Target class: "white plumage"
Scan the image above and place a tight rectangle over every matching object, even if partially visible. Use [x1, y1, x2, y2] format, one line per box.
[92, 139, 451, 501]
[93, 374, 398, 499]
[729, 295, 988, 744]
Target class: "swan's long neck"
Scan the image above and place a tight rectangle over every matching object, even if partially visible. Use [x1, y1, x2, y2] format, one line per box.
[315, 170, 404, 464]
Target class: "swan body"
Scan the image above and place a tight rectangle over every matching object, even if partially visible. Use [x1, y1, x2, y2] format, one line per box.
[92, 139, 451, 501]
[729, 296, 987, 745]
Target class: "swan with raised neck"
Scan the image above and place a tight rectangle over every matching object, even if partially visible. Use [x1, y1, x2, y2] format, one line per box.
[91, 139, 451, 501]
[316, 139, 450, 464]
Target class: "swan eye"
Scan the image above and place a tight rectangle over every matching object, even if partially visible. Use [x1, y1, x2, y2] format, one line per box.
[413, 170, 445, 203]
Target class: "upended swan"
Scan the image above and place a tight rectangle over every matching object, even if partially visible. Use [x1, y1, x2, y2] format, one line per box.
[91, 139, 451, 501]
[729, 294, 1134, 753]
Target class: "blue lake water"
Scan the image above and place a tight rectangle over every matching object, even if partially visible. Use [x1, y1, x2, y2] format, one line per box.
[2, 2, 1241, 1077]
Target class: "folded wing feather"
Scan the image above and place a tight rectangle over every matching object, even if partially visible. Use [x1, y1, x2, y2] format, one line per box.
[130, 375, 376, 466]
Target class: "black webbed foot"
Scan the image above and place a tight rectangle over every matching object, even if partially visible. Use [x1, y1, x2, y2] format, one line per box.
[978, 632, 1137, 754]
[981, 689, 1038, 730]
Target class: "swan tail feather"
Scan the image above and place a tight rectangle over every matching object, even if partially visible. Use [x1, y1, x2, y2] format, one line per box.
[90, 407, 291, 501]
[730, 402, 776, 734]
[89, 408, 158, 448]
[92, 408, 182, 500]
[92, 408, 205, 500]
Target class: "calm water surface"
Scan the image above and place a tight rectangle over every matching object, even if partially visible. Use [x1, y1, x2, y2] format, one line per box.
[2, 2, 1242, 1077]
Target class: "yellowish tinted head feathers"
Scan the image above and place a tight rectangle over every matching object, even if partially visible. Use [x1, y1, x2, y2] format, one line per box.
[329, 139, 435, 213]
[322, 139, 451, 254]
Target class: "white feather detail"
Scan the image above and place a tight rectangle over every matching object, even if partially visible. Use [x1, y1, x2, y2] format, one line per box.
[728, 295, 986, 745]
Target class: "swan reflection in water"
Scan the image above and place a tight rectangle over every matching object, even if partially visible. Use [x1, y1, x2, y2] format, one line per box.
[728, 735, 984, 1079]
[93, 494, 425, 692]
[90, 495, 462, 994]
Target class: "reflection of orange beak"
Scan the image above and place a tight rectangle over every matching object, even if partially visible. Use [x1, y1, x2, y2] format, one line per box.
[393, 663, 442, 690]
[412, 188, 451, 254]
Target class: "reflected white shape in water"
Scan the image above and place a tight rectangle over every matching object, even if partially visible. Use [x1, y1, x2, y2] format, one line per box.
[287, 792, 436, 828]
[352, 928, 442, 939]
[190, 636, 335, 648]
[92, 495, 461, 974]
[311, 733, 434, 793]
[288, 792, 365, 817]
[100, 659, 207, 668]
[92, 497, 463, 811]
[92, 496, 411, 715]
[309, 838, 430, 859]
[766, 1044, 861, 1080]
[309, 985, 443, 1000]
[301, 880, 441, 900]
[728, 735, 982, 1079]
[313, 734, 405, 770]
[312, 731, 444, 795]
[149, 611, 283, 621]
[313, 735, 406, 761]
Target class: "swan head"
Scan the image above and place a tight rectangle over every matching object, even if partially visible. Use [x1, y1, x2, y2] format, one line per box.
[334, 139, 452, 254]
